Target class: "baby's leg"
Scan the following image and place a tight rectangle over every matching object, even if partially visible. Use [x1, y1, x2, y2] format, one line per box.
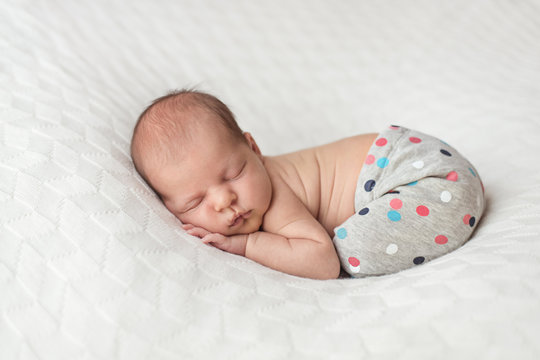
[333, 126, 485, 277]
[334, 177, 482, 277]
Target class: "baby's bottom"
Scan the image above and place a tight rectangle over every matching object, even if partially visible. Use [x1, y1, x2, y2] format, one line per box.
[333, 126, 485, 277]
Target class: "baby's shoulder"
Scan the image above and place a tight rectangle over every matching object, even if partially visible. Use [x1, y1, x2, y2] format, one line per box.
[263, 147, 317, 183]
[260, 162, 321, 234]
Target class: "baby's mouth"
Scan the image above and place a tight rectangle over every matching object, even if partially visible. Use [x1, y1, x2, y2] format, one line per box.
[229, 210, 252, 227]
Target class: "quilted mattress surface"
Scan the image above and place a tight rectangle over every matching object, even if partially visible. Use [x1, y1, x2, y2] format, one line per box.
[1, 0, 540, 359]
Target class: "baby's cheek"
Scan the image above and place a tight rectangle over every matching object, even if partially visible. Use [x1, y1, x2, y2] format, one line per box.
[177, 212, 204, 230]
[174, 211, 188, 224]
[245, 213, 263, 233]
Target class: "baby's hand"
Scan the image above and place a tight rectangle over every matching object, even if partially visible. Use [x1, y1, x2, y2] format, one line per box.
[182, 224, 246, 256]
[182, 223, 212, 238]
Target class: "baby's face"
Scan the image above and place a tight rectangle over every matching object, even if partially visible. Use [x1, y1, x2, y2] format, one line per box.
[149, 124, 272, 236]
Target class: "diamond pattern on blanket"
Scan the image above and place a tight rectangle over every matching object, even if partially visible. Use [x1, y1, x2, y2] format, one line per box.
[1, 0, 540, 359]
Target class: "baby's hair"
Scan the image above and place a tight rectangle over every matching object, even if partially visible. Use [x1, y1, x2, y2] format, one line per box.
[135, 88, 244, 142]
[130, 88, 245, 191]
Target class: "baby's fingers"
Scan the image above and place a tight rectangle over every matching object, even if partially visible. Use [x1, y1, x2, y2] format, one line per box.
[201, 236, 214, 245]
[201, 233, 228, 248]
[183, 224, 211, 238]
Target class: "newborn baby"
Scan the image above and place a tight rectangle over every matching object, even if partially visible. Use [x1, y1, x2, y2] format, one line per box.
[131, 89, 485, 279]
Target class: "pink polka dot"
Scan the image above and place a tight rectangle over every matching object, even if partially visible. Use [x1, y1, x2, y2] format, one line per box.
[446, 171, 459, 182]
[416, 205, 430, 216]
[435, 235, 448, 244]
[375, 138, 388, 147]
[389, 125, 400, 130]
[463, 214, 471, 225]
[365, 154, 375, 165]
[390, 198, 403, 210]
[409, 137, 422, 143]
[348, 257, 360, 267]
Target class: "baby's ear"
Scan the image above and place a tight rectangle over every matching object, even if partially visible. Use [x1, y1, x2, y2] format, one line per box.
[243, 132, 262, 156]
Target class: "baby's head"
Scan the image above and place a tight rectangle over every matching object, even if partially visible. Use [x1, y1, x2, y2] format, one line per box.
[131, 89, 272, 235]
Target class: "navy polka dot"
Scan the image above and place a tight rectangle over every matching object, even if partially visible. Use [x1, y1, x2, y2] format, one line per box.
[358, 207, 369, 215]
[469, 216, 476, 227]
[364, 179, 376, 192]
[440, 149, 452, 156]
[413, 256, 425, 265]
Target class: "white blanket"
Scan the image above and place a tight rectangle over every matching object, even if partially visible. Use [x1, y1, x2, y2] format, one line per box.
[1, 0, 539, 359]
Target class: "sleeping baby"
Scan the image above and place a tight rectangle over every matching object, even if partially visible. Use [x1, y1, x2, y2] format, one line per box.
[130, 89, 485, 279]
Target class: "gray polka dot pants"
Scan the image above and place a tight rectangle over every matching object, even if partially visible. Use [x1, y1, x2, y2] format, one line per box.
[333, 125, 485, 277]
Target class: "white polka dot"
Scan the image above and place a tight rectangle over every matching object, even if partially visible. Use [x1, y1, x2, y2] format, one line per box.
[412, 160, 424, 169]
[386, 243, 398, 255]
[349, 264, 360, 273]
[440, 191, 452, 202]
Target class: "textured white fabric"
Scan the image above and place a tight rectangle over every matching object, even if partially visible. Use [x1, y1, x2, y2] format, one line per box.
[1, 0, 540, 359]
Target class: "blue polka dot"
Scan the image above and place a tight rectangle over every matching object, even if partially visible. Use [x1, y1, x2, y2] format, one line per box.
[336, 228, 348, 239]
[413, 256, 425, 265]
[469, 167, 477, 177]
[387, 210, 401, 222]
[377, 157, 389, 168]
[358, 207, 369, 215]
[364, 179, 376, 192]
[406, 180, 418, 186]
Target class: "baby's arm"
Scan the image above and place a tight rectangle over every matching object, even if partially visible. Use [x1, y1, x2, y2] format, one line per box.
[185, 178, 341, 280]
[185, 217, 339, 280]
[245, 214, 340, 280]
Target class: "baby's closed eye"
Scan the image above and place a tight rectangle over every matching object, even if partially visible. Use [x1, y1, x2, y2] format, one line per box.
[227, 161, 246, 181]
[180, 198, 203, 213]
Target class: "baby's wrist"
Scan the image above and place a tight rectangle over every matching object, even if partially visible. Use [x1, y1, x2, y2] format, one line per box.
[231, 233, 249, 256]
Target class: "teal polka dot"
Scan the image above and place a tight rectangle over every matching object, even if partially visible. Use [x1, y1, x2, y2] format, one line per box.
[469, 167, 476, 177]
[406, 180, 418, 186]
[387, 210, 401, 221]
[336, 227, 348, 239]
[377, 157, 389, 168]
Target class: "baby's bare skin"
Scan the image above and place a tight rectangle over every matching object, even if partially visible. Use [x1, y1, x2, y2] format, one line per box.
[178, 130, 378, 279]
[131, 90, 378, 279]
[264, 133, 378, 237]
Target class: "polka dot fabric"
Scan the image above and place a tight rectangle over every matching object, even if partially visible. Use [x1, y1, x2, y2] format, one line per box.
[334, 125, 485, 277]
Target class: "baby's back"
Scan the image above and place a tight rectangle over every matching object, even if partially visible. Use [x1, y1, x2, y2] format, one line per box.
[263, 133, 378, 236]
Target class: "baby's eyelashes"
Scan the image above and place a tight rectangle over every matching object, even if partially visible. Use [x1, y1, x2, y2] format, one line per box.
[227, 161, 246, 181]
[181, 198, 203, 213]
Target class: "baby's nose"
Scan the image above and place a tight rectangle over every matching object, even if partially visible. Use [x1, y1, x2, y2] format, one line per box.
[212, 187, 237, 212]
